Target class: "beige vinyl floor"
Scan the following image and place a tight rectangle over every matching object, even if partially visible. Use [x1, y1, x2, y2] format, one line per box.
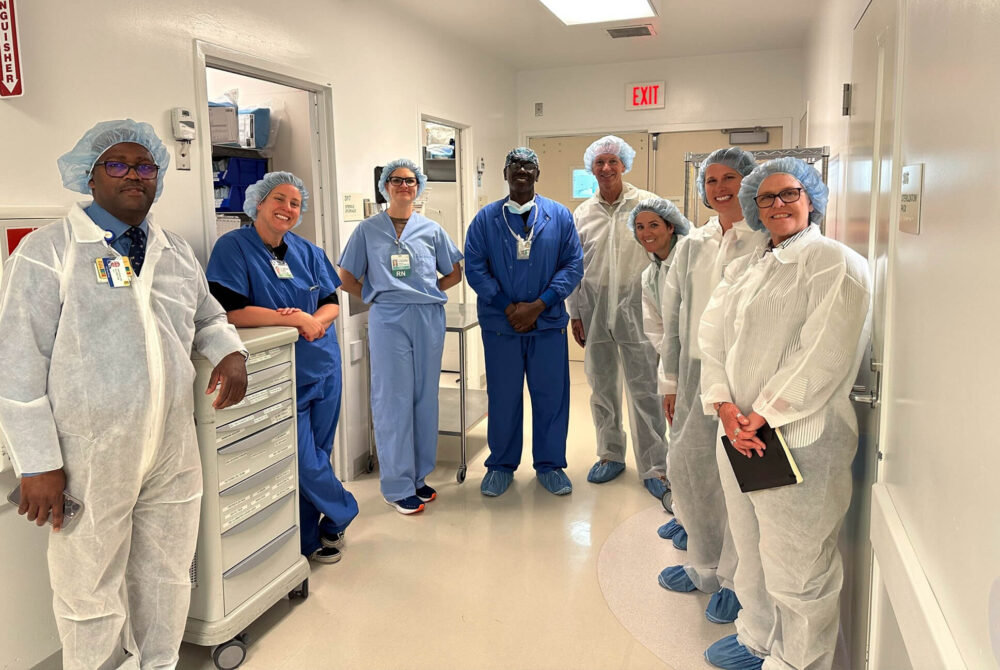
[176, 361, 729, 670]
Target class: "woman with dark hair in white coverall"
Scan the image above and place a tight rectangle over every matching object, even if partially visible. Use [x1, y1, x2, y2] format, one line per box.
[699, 157, 871, 670]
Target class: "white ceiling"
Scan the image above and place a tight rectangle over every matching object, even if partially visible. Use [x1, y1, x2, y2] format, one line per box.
[382, 0, 822, 70]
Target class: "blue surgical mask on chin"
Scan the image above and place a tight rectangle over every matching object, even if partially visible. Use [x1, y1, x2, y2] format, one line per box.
[505, 199, 535, 215]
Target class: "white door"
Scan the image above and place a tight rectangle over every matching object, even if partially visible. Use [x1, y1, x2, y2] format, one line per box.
[841, 0, 900, 666]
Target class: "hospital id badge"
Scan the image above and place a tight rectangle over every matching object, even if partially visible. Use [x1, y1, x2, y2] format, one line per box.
[516, 238, 532, 260]
[101, 257, 132, 287]
[270, 259, 294, 279]
[390, 253, 411, 278]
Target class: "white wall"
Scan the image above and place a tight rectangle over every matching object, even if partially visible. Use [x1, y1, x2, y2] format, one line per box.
[0, 2, 516, 667]
[517, 49, 804, 141]
[803, 0, 1000, 667]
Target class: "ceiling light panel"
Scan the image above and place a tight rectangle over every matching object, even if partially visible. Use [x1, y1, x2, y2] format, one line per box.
[538, 0, 656, 26]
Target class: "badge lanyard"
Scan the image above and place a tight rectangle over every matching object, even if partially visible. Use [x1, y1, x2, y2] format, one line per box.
[383, 215, 413, 278]
[502, 203, 539, 261]
[265, 243, 294, 279]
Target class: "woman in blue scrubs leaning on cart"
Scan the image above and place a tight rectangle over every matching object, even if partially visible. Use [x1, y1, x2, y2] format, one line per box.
[338, 158, 464, 515]
[206, 171, 358, 564]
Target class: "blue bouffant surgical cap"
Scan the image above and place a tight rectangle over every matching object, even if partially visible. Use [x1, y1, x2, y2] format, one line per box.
[378, 158, 428, 200]
[584, 135, 636, 173]
[243, 171, 310, 226]
[57, 119, 171, 202]
[627, 198, 692, 245]
[738, 157, 829, 232]
[505, 147, 539, 169]
[697, 147, 758, 208]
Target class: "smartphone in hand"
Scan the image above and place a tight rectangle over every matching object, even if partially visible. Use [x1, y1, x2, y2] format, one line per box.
[7, 484, 84, 530]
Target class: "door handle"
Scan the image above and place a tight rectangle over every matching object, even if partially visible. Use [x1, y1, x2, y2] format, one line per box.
[850, 384, 880, 407]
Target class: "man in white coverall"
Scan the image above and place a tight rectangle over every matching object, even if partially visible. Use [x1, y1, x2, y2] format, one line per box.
[567, 135, 668, 498]
[0, 119, 248, 669]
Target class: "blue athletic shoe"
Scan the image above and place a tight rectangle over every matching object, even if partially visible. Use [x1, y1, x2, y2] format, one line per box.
[657, 519, 684, 540]
[537, 469, 572, 495]
[586, 460, 626, 483]
[384, 495, 425, 515]
[672, 527, 688, 551]
[415, 484, 437, 503]
[706, 587, 742, 624]
[481, 470, 514, 497]
[643, 477, 669, 499]
[705, 634, 763, 670]
[657, 565, 697, 592]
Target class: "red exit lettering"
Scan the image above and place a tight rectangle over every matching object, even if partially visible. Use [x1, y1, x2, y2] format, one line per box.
[631, 85, 661, 107]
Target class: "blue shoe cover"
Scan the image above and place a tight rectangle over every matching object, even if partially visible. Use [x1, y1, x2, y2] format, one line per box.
[643, 477, 669, 499]
[706, 587, 742, 624]
[672, 527, 688, 550]
[586, 460, 625, 483]
[537, 469, 572, 495]
[657, 519, 684, 539]
[481, 470, 513, 497]
[657, 565, 697, 592]
[705, 634, 763, 670]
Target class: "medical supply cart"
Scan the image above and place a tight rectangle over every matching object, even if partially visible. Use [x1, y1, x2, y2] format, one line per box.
[185, 327, 310, 670]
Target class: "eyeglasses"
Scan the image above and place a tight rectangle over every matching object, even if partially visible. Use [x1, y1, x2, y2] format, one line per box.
[388, 176, 418, 187]
[94, 161, 159, 180]
[753, 187, 804, 208]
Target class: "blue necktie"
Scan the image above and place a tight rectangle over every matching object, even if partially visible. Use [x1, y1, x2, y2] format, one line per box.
[124, 227, 146, 276]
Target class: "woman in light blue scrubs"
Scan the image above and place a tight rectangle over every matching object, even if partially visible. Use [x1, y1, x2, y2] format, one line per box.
[338, 159, 463, 515]
[206, 171, 358, 564]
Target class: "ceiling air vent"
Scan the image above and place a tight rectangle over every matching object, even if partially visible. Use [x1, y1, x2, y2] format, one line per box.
[607, 24, 656, 39]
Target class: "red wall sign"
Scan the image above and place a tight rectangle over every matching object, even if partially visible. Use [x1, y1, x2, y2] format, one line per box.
[625, 80, 665, 111]
[0, 0, 23, 98]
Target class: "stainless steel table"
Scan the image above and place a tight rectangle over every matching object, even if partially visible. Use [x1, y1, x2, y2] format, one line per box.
[440, 303, 488, 483]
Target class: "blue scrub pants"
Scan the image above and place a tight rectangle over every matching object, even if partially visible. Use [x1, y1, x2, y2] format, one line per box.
[368, 302, 446, 500]
[482, 328, 570, 473]
[297, 373, 359, 555]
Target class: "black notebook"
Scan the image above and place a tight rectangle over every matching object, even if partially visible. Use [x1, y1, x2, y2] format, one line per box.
[721, 423, 803, 493]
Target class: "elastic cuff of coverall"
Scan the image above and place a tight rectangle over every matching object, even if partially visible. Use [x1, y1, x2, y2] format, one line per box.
[658, 380, 678, 395]
[490, 291, 514, 310]
[750, 401, 787, 429]
[701, 386, 733, 415]
[538, 289, 559, 308]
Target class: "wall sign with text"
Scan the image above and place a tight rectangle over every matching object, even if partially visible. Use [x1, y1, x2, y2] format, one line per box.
[625, 80, 665, 111]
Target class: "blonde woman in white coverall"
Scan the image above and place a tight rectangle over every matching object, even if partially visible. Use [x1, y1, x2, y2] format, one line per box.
[0, 120, 247, 670]
[567, 135, 668, 498]
[699, 158, 871, 670]
[653, 148, 768, 626]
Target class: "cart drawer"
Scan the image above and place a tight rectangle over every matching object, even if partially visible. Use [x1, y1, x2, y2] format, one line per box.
[219, 455, 296, 532]
[246, 344, 293, 375]
[217, 418, 296, 491]
[215, 380, 293, 425]
[216, 399, 294, 448]
[223, 525, 299, 615]
[221, 490, 296, 572]
[246, 361, 292, 395]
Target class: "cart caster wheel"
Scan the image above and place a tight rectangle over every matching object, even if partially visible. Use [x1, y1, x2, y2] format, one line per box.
[289, 578, 309, 600]
[212, 637, 247, 670]
[661, 489, 673, 514]
[366, 454, 376, 473]
[456, 466, 467, 484]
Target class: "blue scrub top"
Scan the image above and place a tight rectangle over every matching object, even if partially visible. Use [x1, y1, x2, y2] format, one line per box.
[464, 195, 583, 334]
[338, 211, 463, 305]
[206, 226, 342, 388]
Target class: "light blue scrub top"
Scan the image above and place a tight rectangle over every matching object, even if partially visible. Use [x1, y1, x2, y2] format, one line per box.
[338, 212, 463, 304]
[206, 226, 342, 389]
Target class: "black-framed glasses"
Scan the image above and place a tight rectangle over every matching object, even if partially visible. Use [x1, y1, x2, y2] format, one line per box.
[388, 176, 418, 187]
[754, 188, 803, 208]
[94, 161, 159, 180]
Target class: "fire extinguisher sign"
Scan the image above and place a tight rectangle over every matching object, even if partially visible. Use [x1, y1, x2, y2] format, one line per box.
[0, 0, 23, 98]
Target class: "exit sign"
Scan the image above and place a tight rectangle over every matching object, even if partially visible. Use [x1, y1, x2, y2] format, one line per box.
[626, 81, 665, 111]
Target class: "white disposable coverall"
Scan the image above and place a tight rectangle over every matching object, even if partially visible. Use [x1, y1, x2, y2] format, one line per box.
[567, 183, 667, 479]
[0, 204, 243, 670]
[699, 224, 871, 670]
[643, 216, 768, 592]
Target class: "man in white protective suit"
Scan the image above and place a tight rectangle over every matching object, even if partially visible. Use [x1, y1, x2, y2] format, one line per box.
[0, 119, 248, 670]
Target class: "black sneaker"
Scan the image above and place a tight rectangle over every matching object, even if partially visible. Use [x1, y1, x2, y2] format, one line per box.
[415, 485, 437, 503]
[321, 530, 345, 549]
[309, 546, 342, 564]
[384, 495, 425, 515]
